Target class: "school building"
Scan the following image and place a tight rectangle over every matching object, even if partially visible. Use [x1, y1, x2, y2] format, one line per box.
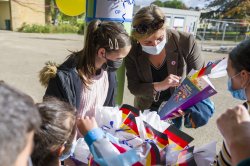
[0, 0, 45, 31]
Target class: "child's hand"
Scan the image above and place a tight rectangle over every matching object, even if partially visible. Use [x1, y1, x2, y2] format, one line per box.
[77, 116, 98, 136]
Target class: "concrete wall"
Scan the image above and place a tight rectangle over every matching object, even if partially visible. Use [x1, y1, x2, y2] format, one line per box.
[10, 0, 45, 31]
[0, 1, 10, 30]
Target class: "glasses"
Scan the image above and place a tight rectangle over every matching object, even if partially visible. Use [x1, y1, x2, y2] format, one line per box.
[133, 17, 165, 34]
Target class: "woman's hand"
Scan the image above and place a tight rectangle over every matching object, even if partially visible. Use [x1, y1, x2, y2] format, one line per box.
[168, 110, 185, 120]
[154, 74, 181, 92]
[217, 105, 250, 147]
[77, 116, 98, 136]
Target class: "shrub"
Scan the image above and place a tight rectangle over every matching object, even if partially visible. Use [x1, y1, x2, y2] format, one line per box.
[18, 23, 84, 34]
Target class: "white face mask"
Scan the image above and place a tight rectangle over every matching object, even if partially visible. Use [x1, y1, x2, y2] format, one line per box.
[141, 38, 167, 55]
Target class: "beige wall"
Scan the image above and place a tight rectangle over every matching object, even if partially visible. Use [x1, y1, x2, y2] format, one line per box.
[10, 0, 45, 31]
[0, 1, 10, 30]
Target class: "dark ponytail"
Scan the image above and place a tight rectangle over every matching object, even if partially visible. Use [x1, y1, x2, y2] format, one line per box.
[77, 20, 101, 86]
[229, 39, 250, 72]
[76, 19, 130, 87]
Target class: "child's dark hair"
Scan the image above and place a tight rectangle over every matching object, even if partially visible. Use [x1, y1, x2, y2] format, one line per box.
[31, 97, 76, 166]
[77, 19, 131, 86]
[229, 39, 250, 72]
[0, 83, 41, 166]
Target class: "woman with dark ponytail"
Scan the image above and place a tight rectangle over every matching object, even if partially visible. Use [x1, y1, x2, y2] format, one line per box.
[215, 39, 250, 166]
[40, 19, 131, 118]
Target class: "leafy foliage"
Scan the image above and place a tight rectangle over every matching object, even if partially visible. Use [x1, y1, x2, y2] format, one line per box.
[152, 0, 187, 9]
[163, 0, 187, 9]
[18, 23, 85, 34]
[203, 0, 250, 20]
[151, 0, 164, 7]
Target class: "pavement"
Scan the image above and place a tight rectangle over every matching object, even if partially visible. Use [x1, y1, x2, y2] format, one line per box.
[0, 30, 242, 152]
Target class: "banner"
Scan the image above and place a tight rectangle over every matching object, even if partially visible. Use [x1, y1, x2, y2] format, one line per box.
[86, 0, 134, 22]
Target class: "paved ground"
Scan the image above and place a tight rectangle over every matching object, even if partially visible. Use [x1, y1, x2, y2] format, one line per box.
[0, 31, 242, 152]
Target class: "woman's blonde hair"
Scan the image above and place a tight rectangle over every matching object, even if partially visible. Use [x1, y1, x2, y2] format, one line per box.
[132, 5, 166, 40]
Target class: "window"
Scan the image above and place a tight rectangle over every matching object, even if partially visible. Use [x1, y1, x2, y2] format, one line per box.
[173, 17, 184, 31]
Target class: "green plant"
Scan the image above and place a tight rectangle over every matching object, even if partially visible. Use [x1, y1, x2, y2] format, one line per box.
[18, 23, 84, 34]
[76, 22, 85, 34]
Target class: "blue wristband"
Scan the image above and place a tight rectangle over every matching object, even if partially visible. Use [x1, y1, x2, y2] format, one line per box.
[84, 128, 104, 146]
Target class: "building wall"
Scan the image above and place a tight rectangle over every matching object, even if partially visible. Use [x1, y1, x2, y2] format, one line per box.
[10, 0, 45, 31]
[0, 1, 10, 30]
[134, 6, 201, 36]
[160, 7, 200, 36]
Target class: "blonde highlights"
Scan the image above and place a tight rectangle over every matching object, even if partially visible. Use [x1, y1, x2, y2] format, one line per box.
[132, 5, 166, 40]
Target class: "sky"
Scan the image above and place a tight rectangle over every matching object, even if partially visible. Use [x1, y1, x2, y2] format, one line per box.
[135, 0, 210, 9]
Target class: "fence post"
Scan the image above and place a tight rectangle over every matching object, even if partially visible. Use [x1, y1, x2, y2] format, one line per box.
[202, 20, 207, 40]
[245, 24, 250, 40]
[222, 23, 228, 44]
[201, 19, 207, 51]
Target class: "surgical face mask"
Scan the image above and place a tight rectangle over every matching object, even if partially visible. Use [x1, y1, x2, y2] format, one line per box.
[227, 73, 248, 100]
[103, 53, 123, 72]
[59, 139, 77, 161]
[28, 157, 33, 166]
[106, 58, 123, 72]
[141, 37, 167, 55]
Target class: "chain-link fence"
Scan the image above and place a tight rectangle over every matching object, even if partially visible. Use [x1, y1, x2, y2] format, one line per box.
[196, 19, 250, 53]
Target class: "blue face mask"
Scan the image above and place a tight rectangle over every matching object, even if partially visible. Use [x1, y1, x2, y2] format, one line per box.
[59, 139, 77, 161]
[227, 73, 248, 100]
[28, 157, 33, 166]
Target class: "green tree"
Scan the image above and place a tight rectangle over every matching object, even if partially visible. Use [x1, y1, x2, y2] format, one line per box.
[151, 0, 164, 7]
[45, 0, 52, 24]
[203, 0, 250, 19]
[45, 0, 59, 25]
[163, 0, 187, 9]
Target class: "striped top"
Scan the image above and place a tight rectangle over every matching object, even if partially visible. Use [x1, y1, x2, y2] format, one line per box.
[78, 69, 109, 118]
[214, 102, 250, 166]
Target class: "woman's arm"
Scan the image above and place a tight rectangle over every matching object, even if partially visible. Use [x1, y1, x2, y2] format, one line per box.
[125, 54, 180, 98]
[124, 54, 154, 97]
[183, 98, 215, 128]
[182, 33, 205, 72]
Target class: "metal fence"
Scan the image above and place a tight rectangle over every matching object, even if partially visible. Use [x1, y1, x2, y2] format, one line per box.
[196, 19, 250, 53]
